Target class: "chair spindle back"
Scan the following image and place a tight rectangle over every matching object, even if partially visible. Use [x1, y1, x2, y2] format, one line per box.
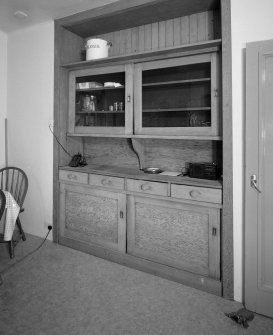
[0, 167, 28, 208]
[0, 189, 6, 220]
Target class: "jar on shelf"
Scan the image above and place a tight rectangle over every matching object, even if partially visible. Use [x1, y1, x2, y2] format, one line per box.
[89, 95, 97, 111]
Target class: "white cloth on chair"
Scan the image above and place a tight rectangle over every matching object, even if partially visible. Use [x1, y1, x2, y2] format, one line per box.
[0, 191, 20, 241]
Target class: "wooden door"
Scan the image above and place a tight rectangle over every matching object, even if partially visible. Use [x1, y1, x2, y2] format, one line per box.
[59, 183, 126, 252]
[127, 195, 220, 279]
[245, 40, 273, 318]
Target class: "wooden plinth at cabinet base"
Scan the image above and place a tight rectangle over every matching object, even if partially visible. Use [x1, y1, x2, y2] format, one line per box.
[59, 236, 222, 296]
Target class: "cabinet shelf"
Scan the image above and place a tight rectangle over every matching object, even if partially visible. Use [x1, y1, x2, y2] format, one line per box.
[66, 133, 222, 140]
[76, 110, 125, 114]
[76, 86, 124, 92]
[143, 107, 211, 113]
[142, 78, 210, 88]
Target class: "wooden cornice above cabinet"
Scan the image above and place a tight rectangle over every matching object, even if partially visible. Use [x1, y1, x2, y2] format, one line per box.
[57, 0, 220, 38]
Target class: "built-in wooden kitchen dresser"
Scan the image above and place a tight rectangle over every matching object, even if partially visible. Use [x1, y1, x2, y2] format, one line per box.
[54, 0, 232, 298]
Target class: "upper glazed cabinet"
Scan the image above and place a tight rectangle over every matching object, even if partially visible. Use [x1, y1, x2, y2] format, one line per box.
[69, 64, 134, 135]
[68, 52, 220, 137]
[134, 53, 220, 136]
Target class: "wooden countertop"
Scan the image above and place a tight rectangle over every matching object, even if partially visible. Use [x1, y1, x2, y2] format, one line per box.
[59, 165, 222, 189]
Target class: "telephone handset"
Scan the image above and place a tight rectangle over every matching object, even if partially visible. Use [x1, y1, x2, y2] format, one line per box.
[68, 153, 87, 167]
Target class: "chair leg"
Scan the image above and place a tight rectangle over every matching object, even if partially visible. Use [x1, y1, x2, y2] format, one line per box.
[16, 217, 26, 241]
[9, 240, 15, 259]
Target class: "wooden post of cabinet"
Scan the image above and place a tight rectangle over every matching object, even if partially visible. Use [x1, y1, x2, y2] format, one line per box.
[211, 52, 220, 136]
[125, 63, 134, 135]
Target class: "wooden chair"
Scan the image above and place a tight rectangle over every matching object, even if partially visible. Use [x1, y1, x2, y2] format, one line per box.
[0, 189, 6, 221]
[0, 189, 7, 254]
[0, 167, 28, 258]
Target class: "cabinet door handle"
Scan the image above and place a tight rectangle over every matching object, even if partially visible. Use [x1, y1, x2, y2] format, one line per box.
[141, 183, 151, 191]
[67, 174, 77, 180]
[212, 227, 217, 236]
[101, 179, 111, 186]
[120, 211, 123, 219]
[127, 95, 131, 103]
[189, 190, 201, 198]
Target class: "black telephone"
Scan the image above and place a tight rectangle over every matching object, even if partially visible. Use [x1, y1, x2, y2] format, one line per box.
[69, 153, 87, 167]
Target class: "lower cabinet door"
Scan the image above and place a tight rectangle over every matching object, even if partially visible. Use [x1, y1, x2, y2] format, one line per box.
[127, 195, 220, 279]
[59, 183, 126, 252]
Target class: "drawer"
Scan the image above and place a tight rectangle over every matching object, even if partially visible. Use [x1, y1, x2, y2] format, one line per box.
[126, 179, 168, 196]
[59, 170, 88, 184]
[171, 184, 222, 204]
[89, 174, 124, 190]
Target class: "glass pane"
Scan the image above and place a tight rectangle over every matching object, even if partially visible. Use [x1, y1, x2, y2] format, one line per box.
[142, 63, 211, 128]
[75, 72, 125, 128]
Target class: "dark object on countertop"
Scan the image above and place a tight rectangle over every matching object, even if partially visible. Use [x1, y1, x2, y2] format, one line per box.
[69, 153, 87, 167]
[143, 167, 163, 174]
[188, 162, 217, 180]
[225, 308, 254, 328]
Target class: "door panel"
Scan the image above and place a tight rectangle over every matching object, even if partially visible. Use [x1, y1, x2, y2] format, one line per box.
[133, 53, 220, 136]
[245, 40, 273, 317]
[68, 64, 133, 135]
[127, 195, 220, 279]
[59, 183, 126, 252]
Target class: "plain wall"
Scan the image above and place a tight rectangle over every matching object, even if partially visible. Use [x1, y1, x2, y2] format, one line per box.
[0, 31, 7, 168]
[231, 0, 273, 302]
[7, 21, 54, 239]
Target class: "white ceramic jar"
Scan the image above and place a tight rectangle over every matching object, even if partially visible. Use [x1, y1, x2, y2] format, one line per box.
[85, 38, 112, 60]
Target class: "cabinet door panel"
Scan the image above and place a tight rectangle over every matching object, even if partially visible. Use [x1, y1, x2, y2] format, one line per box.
[127, 195, 220, 279]
[134, 53, 219, 136]
[69, 64, 133, 135]
[59, 183, 126, 252]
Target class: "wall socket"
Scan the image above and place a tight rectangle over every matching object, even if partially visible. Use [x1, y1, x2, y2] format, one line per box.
[44, 221, 53, 230]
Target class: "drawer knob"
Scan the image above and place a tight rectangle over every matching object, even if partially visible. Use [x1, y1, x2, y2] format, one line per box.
[189, 190, 201, 198]
[141, 183, 151, 191]
[67, 174, 77, 180]
[101, 179, 111, 186]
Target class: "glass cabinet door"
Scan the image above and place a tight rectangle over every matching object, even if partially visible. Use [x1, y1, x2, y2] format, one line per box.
[69, 64, 133, 135]
[134, 53, 219, 136]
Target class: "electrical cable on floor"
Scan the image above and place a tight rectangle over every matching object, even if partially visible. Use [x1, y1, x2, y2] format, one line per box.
[0, 226, 52, 286]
